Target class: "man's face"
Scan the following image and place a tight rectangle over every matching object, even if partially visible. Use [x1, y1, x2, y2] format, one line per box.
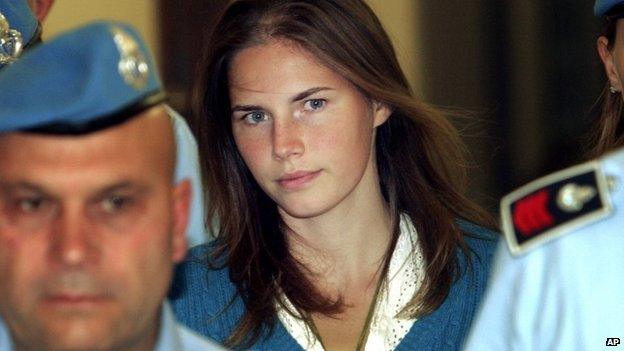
[0, 107, 189, 351]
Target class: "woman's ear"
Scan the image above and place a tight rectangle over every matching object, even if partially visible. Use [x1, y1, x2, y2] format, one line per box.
[372, 100, 392, 127]
[598, 36, 623, 92]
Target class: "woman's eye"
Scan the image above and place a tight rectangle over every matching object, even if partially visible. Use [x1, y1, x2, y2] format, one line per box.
[243, 111, 267, 124]
[303, 99, 326, 111]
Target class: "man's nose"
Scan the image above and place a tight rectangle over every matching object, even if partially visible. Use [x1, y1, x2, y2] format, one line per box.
[49, 208, 99, 267]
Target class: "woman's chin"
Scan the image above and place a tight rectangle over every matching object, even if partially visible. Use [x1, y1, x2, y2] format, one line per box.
[276, 198, 337, 220]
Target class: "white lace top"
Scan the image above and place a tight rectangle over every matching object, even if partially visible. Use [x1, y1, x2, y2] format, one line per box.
[276, 215, 426, 350]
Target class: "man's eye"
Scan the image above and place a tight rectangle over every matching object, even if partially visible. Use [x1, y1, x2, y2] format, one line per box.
[243, 111, 267, 124]
[101, 196, 131, 213]
[303, 99, 326, 111]
[17, 198, 45, 212]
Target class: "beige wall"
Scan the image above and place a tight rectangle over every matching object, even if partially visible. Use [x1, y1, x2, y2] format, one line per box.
[366, 0, 423, 96]
[42, 0, 160, 66]
[42, 1, 422, 96]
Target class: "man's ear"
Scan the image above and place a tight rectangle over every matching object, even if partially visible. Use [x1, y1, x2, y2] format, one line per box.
[171, 179, 191, 263]
[28, 0, 55, 22]
[598, 36, 623, 92]
[372, 100, 392, 127]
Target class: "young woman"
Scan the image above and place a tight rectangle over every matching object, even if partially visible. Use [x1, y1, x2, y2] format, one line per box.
[591, 0, 624, 156]
[170, 1, 498, 350]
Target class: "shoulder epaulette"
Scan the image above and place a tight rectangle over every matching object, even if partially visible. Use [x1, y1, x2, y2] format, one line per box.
[501, 160, 614, 256]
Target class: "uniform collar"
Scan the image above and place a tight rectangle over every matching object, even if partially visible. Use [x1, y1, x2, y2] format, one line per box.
[0, 303, 182, 351]
[154, 301, 185, 351]
[0, 316, 13, 351]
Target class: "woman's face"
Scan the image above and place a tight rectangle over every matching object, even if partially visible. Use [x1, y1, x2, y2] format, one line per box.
[598, 20, 624, 93]
[228, 40, 390, 219]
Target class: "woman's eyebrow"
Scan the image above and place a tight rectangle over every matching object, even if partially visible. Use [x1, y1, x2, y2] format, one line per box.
[230, 87, 334, 112]
[231, 104, 264, 112]
[290, 87, 333, 103]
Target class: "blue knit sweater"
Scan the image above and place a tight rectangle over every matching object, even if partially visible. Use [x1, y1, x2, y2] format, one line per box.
[169, 221, 498, 350]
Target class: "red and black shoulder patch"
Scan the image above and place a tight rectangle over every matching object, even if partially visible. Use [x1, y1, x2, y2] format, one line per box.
[500, 161, 614, 256]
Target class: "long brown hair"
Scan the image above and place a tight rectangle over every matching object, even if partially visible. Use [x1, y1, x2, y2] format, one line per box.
[193, 0, 495, 347]
[588, 10, 624, 158]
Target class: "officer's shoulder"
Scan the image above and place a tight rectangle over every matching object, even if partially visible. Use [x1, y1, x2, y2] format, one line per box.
[500, 150, 622, 256]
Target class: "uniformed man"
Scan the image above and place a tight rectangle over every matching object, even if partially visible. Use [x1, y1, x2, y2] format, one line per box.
[1, 0, 210, 247]
[0, 22, 224, 350]
[464, 2, 624, 350]
[464, 147, 624, 350]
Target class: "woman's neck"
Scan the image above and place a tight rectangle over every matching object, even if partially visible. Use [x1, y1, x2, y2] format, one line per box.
[280, 162, 393, 294]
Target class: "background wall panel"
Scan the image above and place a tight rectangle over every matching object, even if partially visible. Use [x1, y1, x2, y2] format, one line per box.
[43, 0, 160, 67]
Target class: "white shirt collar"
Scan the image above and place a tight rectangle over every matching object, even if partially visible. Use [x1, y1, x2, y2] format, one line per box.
[154, 301, 185, 351]
[277, 214, 425, 351]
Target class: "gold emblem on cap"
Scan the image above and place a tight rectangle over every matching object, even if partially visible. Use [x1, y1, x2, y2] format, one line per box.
[556, 183, 597, 213]
[110, 26, 149, 89]
[0, 12, 24, 65]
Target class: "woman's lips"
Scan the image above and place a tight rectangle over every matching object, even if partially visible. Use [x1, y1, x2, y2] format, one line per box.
[277, 170, 321, 190]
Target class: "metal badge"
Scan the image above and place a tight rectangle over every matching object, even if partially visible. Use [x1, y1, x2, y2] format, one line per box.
[0, 12, 24, 65]
[110, 26, 149, 89]
[556, 183, 597, 213]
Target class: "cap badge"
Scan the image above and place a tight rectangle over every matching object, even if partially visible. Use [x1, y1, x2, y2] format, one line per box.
[0, 12, 24, 65]
[110, 26, 149, 89]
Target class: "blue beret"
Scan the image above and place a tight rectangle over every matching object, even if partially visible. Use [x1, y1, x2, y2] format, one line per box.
[0, 0, 39, 66]
[595, 0, 624, 16]
[0, 21, 164, 134]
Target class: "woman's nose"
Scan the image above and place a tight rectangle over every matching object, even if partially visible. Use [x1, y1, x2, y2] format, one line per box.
[272, 118, 305, 160]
